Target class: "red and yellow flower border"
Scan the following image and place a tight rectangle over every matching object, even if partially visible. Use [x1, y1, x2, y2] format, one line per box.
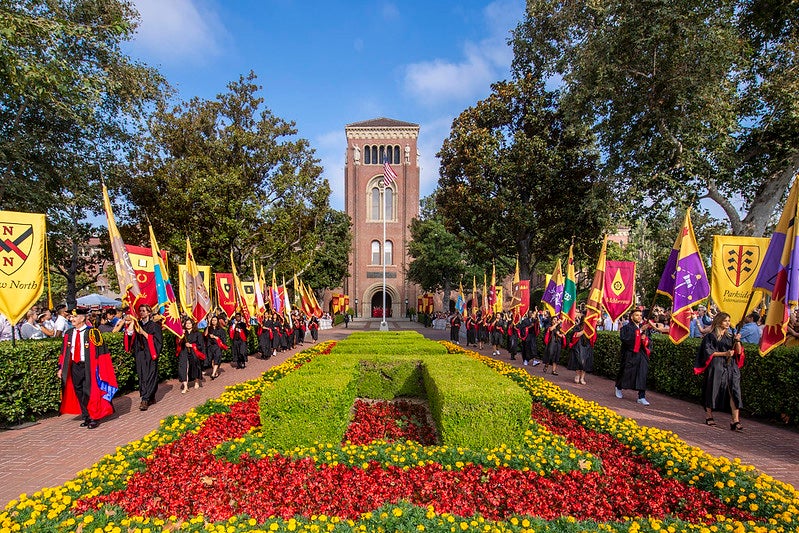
[0, 340, 795, 532]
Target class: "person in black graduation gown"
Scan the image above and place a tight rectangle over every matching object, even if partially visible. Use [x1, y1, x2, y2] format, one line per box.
[125, 304, 162, 411]
[178, 318, 206, 393]
[204, 315, 227, 379]
[449, 312, 462, 344]
[694, 312, 745, 431]
[308, 315, 319, 342]
[567, 316, 594, 384]
[229, 313, 248, 369]
[615, 308, 653, 405]
[542, 314, 565, 375]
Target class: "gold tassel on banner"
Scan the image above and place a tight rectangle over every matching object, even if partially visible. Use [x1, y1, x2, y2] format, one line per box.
[45, 231, 53, 310]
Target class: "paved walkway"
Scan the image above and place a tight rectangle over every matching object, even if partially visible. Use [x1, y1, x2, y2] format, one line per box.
[1, 319, 797, 509]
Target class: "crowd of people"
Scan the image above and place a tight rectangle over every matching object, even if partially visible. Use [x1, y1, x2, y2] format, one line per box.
[445, 300, 757, 430]
[2, 303, 322, 429]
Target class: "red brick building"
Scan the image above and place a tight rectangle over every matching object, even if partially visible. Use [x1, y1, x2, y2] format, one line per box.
[343, 118, 420, 319]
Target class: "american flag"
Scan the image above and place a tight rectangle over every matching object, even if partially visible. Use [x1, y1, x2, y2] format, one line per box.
[383, 158, 398, 186]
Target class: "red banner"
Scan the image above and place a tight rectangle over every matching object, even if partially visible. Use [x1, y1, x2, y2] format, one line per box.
[417, 296, 424, 314]
[423, 294, 434, 314]
[215, 273, 236, 318]
[516, 280, 530, 316]
[602, 260, 636, 323]
[125, 244, 158, 308]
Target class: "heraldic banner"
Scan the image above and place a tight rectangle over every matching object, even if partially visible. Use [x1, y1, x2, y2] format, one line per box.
[214, 273, 236, 318]
[0, 211, 46, 325]
[602, 260, 636, 323]
[711, 235, 770, 323]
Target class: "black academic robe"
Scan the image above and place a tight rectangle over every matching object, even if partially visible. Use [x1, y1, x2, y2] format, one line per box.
[204, 326, 227, 365]
[128, 319, 162, 403]
[567, 333, 594, 372]
[695, 332, 743, 411]
[543, 324, 565, 365]
[178, 330, 205, 382]
[617, 321, 650, 391]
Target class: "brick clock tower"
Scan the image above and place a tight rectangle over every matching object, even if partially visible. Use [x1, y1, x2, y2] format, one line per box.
[344, 118, 420, 320]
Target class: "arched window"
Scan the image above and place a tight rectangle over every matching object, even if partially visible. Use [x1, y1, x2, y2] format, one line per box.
[384, 187, 393, 220]
[371, 187, 381, 220]
[393, 145, 400, 164]
[371, 146, 378, 165]
[371, 241, 381, 264]
[384, 240, 393, 265]
[364, 145, 371, 164]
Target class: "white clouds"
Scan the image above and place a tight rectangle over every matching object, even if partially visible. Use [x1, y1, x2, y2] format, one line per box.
[381, 2, 400, 20]
[130, 0, 228, 65]
[402, 0, 522, 106]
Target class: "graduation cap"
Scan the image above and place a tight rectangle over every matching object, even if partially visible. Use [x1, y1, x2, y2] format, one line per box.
[70, 306, 89, 316]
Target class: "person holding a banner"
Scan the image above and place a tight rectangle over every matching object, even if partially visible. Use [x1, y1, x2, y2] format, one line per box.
[694, 312, 744, 431]
[125, 304, 163, 411]
[615, 308, 653, 405]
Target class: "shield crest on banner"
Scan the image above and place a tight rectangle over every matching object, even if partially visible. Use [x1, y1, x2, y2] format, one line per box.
[0, 222, 34, 276]
[722, 244, 760, 287]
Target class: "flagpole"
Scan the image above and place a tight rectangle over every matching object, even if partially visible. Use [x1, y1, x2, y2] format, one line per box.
[380, 181, 388, 331]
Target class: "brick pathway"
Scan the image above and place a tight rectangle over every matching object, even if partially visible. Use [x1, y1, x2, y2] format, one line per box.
[1, 319, 796, 509]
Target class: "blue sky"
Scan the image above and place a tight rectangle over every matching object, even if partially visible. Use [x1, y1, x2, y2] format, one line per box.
[124, 0, 526, 211]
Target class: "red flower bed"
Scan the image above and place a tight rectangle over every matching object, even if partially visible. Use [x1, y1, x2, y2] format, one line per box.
[343, 400, 438, 445]
[77, 397, 756, 524]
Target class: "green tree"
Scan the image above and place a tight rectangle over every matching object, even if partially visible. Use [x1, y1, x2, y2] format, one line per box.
[511, 0, 799, 236]
[299, 209, 352, 297]
[436, 75, 614, 280]
[406, 214, 471, 313]
[124, 73, 341, 282]
[0, 0, 167, 307]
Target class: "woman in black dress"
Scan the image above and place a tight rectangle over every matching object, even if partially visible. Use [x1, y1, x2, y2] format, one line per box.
[178, 318, 206, 393]
[567, 317, 594, 384]
[542, 314, 565, 375]
[694, 312, 744, 431]
[204, 315, 227, 379]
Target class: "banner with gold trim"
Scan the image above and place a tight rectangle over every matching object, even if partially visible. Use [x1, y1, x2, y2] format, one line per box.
[602, 260, 636, 323]
[0, 211, 45, 325]
[711, 235, 769, 324]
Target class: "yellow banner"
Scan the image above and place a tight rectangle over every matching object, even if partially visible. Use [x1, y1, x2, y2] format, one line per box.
[0, 211, 46, 324]
[178, 263, 212, 315]
[240, 281, 257, 317]
[711, 235, 770, 323]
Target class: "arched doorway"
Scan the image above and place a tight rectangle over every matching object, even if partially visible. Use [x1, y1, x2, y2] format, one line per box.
[371, 291, 393, 318]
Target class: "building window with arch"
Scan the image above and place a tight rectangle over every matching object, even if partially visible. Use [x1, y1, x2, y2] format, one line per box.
[363, 144, 401, 165]
[367, 177, 396, 222]
[371, 240, 381, 264]
[384, 187, 393, 220]
[384, 240, 393, 265]
[371, 186, 381, 220]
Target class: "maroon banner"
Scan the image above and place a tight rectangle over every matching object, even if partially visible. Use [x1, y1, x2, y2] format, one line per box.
[125, 244, 158, 308]
[215, 273, 236, 318]
[602, 261, 636, 323]
[515, 279, 530, 316]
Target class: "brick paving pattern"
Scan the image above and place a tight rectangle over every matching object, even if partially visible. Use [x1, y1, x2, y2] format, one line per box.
[1, 319, 796, 509]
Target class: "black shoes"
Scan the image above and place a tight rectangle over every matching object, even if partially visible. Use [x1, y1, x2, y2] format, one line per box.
[81, 418, 98, 429]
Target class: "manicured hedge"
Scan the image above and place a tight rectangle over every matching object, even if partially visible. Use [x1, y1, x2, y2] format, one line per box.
[554, 331, 799, 424]
[258, 331, 530, 450]
[0, 327, 240, 427]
